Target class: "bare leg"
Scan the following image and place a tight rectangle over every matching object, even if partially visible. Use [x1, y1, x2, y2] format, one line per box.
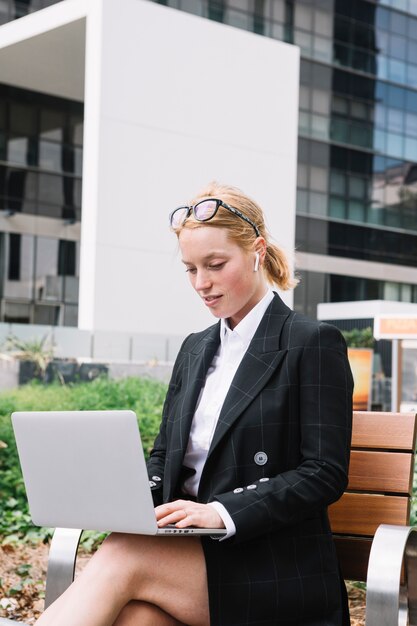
[35, 533, 209, 626]
[113, 600, 184, 626]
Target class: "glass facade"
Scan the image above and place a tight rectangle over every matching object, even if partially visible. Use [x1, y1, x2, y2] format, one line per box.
[2, 0, 417, 326]
[0, 0, 62, 25]
[0, 84, 83, 326]
[152, 0, 417, 314]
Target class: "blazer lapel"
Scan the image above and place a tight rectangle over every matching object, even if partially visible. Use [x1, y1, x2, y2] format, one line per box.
[207, 294, 292, 458]
[167, 322, 220, 494]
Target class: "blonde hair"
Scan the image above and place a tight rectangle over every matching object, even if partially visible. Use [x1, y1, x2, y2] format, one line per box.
[173, 182, 298, 290]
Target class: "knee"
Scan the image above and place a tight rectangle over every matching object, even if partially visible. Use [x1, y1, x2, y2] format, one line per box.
[96, 533, 148, 587]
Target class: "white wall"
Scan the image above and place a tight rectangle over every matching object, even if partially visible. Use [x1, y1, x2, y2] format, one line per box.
[79, 0, 299, 336]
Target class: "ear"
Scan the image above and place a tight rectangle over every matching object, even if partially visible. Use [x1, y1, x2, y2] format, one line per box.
[253, 237, 267, 265]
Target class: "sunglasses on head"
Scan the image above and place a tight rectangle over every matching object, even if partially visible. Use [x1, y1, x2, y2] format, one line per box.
[169, 198, 260, 238]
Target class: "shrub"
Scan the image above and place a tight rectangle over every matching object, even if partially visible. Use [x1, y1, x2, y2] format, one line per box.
[0, 377, 167, 546]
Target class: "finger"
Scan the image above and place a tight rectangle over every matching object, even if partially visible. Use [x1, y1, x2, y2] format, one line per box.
[157, 509, 187, 527]
[155, 500, 189, 520]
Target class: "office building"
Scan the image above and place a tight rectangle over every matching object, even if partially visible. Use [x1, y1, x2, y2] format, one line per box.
[1, 0, 417, 329]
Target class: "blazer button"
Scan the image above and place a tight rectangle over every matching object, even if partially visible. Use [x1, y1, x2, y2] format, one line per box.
[247, 484, 257, 490]
[152, 476, 161, 481]
[233, 487, 244, 494]
[149, 481, 156, 488]
[254, 451, 268, 466]
[259, 477, 270, 482]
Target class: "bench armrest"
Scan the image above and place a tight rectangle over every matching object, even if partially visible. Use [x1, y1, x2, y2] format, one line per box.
[366, 524, 417, 626]
[44, 528, 83, 609]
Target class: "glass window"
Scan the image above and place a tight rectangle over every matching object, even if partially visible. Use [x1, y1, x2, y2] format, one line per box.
[311, 114, 329, 140]
[407, 64, 417, 88]
[406, 88, 417, 112]
[377, 55, 389, 80]
[384, 282, 400, 300]
[270, 21, 284, 39]
[181, 0, 205, 15]
[7, 137, 29, 165]
[390, 11, 407, 35]
[331, 118, 349, 143]
[313, 9, 332, 36]
[387, 132, 404, 158]
[39, 140, 62, 172]
[375, 104, 386, 128]
[58, 240, 76, 276]
[387, 108, 403, 133]
[309, 191, 328, 216]
[272, 0, 284, 21]
[63, 304, 78, 326]
[225, 9, 251, 30]
[310, 166, 327, 192]
[313, 36, 332, 63]
[40, 109, 64, 141]
[407, 40, 417, 63]
[348, 200, 365, 222]
[401, 284, 412, 302]
[404, 136, 417, 160]
[329, 197, 346, 218]
[390, 34, 407, 60]
[388, 58, 406, 83]
[294, 3, 313, 30]
[330, 171, 346, 194]
[4, 234, 34, 299]
[349, 176, 366, 199]
[351, 123, 372, 149]
[299, 111, 310, 135]
[38, 173, 64, 206]
[388, 85, 406, 108]
[0, 101, 6, 129]
[408, 15, 417, 39]
[296, 189, 309, 213]
[334, 42, 350, 67]
[9, 103, 36, 137]
[299, 85, 310, 110]
[373, 130, 386, 152]
[376, 7, 390, 30]
[35, 236, 60, 301]
[367, 207, 384, 226]
[311, 89, 330, 114]
[69, 114, 83, 146]
[351, 101, 368, 120]
[332, 96, 349, 115]
[294, 30, 313, 56]
[297, 163, 308, 188]
[376, 29, 389, 55]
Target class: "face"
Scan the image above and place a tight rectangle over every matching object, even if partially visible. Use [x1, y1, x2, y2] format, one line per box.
[179, 226, 267, 329]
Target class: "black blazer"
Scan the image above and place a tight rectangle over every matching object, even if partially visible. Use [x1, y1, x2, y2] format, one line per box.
[147, 293, 353, 626]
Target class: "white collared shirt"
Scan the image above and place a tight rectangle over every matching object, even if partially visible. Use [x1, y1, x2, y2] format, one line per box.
[182, 289, 274, 537]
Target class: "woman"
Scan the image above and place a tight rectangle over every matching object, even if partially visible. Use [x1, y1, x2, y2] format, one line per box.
[36, 182, 353, 626]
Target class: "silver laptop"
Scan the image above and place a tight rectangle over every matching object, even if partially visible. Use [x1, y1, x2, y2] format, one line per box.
[11, 410, 226, 537]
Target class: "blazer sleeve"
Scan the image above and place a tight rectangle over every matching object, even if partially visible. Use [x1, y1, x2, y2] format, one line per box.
[146, 334, 191, 506]
[213, 322, 354, 543]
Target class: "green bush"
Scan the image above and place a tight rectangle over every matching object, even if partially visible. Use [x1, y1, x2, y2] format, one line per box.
[0, 377, 167, 546]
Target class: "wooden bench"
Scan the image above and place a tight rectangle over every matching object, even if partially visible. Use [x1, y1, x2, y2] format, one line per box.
[329, 410, 417, 626]
[2, 410, 417, 625]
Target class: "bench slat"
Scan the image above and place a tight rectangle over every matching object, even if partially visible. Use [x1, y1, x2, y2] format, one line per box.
[329, 492, 409, 535]
[348, 450, 414, 494]
[333, 536, 372, 582]
[352, 412, 417, 451]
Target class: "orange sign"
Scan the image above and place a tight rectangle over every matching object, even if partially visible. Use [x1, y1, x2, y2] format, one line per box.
[348, 348, 373, 411]
[374, 316, 417, 339]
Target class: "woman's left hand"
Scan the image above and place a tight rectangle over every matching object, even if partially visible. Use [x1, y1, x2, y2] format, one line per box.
[155, 500, 225, 529]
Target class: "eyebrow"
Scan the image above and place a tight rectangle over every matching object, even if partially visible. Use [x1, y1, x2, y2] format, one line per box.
[181, 252, 227, 265]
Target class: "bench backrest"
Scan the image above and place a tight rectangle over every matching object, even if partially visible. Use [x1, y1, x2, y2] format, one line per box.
[328, 411, 417, 581]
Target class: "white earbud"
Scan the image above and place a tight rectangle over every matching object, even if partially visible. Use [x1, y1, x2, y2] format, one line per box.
[254, 252, 260, 272]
